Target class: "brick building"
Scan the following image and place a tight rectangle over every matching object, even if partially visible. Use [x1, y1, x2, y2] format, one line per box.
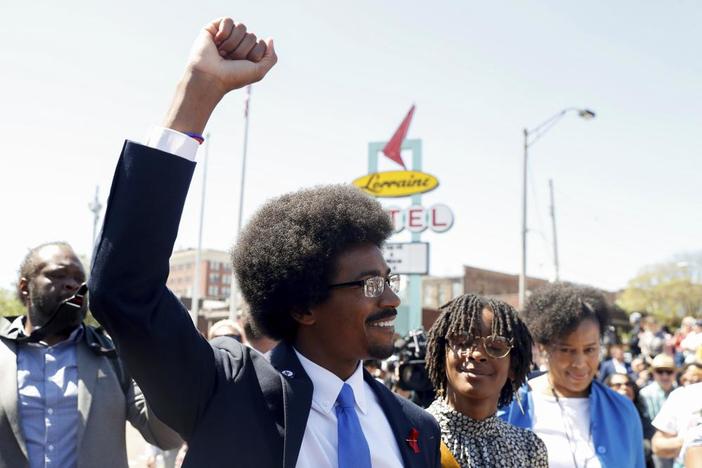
[422, 276, 464, 310]
[420, 266, 626, 331]
[419, 267, 548, 330]
[166, 249, 233, 302]
[463, 265, 550, 308]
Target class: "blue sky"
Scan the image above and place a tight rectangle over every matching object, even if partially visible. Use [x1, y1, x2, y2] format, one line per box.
[1, 1, 700, 292]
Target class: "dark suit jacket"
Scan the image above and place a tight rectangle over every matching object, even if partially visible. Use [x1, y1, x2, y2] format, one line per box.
[598, 358, 633, 383]
[89, 141, 440, 468]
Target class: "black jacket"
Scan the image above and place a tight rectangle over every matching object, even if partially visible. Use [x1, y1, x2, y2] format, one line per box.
[89, 141, 440, 468]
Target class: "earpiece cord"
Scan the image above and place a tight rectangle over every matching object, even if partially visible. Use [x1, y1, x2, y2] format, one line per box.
[18, 283, 88, 343]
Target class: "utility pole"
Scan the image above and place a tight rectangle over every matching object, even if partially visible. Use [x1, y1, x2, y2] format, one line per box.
[519, 128, 528, 308]
[549, 179, 560, 281]
[229, 85, 252, 320]
[88, 186, 102, 261]
[191, 134, 210, 325]
[519, 108, 595, 307]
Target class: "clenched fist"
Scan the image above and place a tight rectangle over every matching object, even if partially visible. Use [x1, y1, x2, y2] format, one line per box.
[164, 17, 277, 135]
[189, 18, 277, 93]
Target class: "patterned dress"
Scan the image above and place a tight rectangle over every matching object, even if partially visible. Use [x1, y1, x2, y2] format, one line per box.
[427, 398, 548, 468]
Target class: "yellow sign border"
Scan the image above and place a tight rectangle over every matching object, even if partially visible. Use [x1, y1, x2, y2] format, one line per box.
[352, 170, 440, 198]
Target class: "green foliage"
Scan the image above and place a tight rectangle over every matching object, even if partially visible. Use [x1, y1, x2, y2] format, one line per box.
[617, 258, 702, 323]
[0, 288, 25, 317]
[0, 288, 100, 328]
[84, 310, 100, 328]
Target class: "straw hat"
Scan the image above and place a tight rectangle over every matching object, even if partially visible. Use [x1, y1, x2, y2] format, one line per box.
[651, 354, 676, 370]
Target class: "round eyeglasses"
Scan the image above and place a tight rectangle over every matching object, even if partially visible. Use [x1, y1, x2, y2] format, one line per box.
[328, 274, 401, 298]
[447, 334, 513, 359]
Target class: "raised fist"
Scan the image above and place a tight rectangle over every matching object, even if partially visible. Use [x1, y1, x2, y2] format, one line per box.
[187, 18, 277, 94]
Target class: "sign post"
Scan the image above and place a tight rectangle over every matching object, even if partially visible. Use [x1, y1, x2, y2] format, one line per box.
[367, 139, 424, 334]
[360, 109, 455, 336]
[383, 242, 429, 275]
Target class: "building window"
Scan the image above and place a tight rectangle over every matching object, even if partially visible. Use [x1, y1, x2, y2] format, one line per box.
[438, 287, 447, 307]
[452, 281, 462, 299]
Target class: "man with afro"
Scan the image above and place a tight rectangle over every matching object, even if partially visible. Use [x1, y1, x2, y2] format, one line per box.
[89, 16, 439, 468]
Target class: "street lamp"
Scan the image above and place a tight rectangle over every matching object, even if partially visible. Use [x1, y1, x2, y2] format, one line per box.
[519, 108, 596, 308]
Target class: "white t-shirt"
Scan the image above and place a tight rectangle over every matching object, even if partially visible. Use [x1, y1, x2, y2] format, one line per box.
[531, 392, 602, 468]
[652, 382, 702, 466]
[680, 424, 702, 464]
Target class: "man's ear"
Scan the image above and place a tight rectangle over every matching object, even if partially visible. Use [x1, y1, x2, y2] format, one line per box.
[18, 277, 30, 305]
[291, 306, 316, 326]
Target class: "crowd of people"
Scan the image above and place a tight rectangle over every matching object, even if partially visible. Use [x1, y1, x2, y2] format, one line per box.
[1, 15, 701, 468]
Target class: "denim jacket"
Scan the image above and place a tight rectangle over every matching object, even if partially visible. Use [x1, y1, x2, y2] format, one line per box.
[499, 379, 645, 468]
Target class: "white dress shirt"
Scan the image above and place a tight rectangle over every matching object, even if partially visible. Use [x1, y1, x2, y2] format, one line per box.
[612, 358, 627, 374]
[145, 127, 199, 161]
[142, 128, 404, 467]
[293, 350, 403, 468]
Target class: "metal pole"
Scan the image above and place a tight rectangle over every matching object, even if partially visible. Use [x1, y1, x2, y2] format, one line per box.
[409, 139, 423, 331]
[229, 85, 252, 320]
[519, 128, 528, 309]
[191, 133, 210, 325]
[549, 179, 560, 281]
[88, 186, 102, 264]
[519, 108, 593, 304]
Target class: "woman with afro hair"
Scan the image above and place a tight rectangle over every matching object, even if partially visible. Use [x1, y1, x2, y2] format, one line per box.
[424, 293, 547, 467]
[501, 282, 645, 468]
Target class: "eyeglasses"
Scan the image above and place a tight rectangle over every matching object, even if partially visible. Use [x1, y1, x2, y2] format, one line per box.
[654, 369, 675, 376]
[609, 381, 634, 389]
[328, 274, 401, 298]
[447, 334, 514, 359]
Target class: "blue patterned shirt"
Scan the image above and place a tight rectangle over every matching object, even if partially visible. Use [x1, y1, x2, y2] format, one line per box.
[14, 317, 82, 468]
[640, 381, 675, 420]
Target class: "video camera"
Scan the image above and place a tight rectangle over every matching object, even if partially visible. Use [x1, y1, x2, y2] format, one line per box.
[392, 329, 435, 408]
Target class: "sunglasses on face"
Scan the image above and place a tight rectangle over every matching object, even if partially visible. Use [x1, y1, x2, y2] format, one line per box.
[609, 381, 634, 389]
[447, 334, 513, 359]
[654, 369, 674, 376]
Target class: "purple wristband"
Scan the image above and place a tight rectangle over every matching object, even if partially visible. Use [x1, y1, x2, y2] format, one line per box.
[185, 132, 205, 144]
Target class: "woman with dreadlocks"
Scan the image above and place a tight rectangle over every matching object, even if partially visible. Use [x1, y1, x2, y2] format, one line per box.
[501, 282, 645, 468]
[424, 293, 547, 467]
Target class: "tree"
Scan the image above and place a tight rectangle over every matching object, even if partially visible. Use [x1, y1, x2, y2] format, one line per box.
[617, 254, 702, 323]
[0, 288, 24, 317]
[0, 287, 102, 327]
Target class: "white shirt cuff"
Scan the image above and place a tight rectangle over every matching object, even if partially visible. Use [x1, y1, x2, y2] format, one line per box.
[144, 127, 199, 161]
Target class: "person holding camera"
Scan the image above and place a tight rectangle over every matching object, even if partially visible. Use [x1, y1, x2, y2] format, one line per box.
[424, 293, 547, 467]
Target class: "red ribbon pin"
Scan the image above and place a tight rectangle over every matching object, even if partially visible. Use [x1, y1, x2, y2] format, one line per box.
[406, 428, 420, 454]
